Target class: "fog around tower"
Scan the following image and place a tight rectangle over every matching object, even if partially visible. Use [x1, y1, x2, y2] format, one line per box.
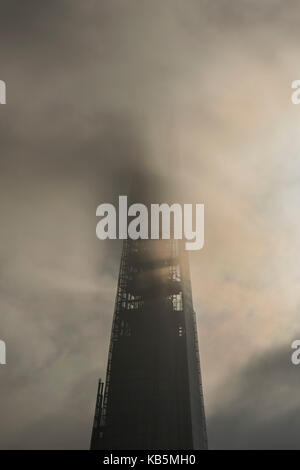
[0, 0, 300, 448]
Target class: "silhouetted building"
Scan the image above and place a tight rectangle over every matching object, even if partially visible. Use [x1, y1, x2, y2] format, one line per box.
[91, 235, 207, 450]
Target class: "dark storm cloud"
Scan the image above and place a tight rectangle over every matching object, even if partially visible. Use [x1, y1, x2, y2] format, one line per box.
[5, 370, 98, 449]
[0, 1, 106, 58]
[0, 1, 63, 36]
[208, 343, 300, 449]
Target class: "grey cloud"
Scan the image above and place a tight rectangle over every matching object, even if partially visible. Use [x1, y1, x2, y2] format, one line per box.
[208, 343, 300, 449]
[0, 0, 300, 449]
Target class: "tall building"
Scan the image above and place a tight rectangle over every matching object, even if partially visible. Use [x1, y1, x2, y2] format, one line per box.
[90, 235, 207, 450]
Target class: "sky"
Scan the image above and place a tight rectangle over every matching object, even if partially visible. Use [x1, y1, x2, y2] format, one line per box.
[1, 0, 300, 449]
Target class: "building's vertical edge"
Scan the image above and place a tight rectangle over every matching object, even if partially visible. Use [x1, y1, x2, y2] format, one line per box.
[90, 379, 104, 450]
[180, 249, 208, 450]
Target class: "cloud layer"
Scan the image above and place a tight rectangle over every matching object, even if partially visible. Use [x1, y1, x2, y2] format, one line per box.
[1, 0, 300, 448]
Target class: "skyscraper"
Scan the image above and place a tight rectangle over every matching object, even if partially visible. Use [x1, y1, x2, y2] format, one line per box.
[91, 234, 207, 450]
